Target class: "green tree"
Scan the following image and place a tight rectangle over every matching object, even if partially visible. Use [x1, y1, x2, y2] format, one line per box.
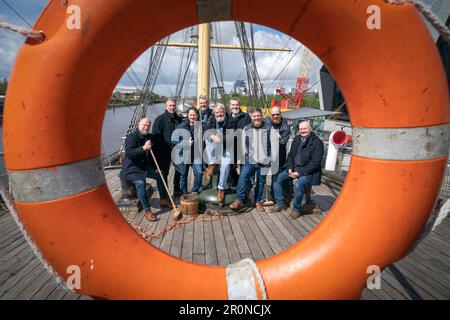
[0, 78, 8, 95]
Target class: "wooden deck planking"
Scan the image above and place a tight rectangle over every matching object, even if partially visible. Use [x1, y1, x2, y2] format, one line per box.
[0, 167, 449, 299]
[0, 259, 43, 299]
[181, 217, 195, 262]
[251, 210, 287, 254]
[220, 216, 241, 264]
[203, 217, 218, 265]
[228, 215, 253, 260]
[212, 217, 230, 265]
[192, 217, 206, 264]
[243, 211, 275, 258]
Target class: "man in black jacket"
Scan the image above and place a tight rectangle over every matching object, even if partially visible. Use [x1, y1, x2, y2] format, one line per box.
[120, 118, 170, 221]
[272, 121, 324, 218]
[152, 98, 182, 195]
[229, 97, 251, 129]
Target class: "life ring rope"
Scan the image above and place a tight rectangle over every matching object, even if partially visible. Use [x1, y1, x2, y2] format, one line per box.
[384, 0, 450, 44]
[226, 258, 267, 300]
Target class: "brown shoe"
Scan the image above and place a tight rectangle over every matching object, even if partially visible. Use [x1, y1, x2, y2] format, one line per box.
[230, 200, 242, 210]
[290, 210, 301, 219]
[145, 210, 158, 221]
[159, 199, 171, 208]
[206, 164, 216, 177]
[217, 189, 225, 203]
[255, 202, 265, 212]
[270, 205, 287, 213]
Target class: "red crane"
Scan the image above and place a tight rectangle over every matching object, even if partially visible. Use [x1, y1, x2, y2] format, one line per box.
[274, 47, 313, 109]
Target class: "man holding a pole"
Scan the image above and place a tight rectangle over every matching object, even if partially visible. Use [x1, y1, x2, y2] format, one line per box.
[120, 118, 170, 221]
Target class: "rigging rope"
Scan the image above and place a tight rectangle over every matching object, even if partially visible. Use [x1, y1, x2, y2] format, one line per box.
[1, 0, 32, 27]
[234, 21, 268, 111]
[385, 0, 450, 44]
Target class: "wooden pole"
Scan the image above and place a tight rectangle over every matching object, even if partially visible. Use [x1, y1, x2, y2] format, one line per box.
[149, 147, 182, 221]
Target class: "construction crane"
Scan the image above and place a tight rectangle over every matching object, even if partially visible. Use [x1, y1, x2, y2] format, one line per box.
[275, 46, 313, 109]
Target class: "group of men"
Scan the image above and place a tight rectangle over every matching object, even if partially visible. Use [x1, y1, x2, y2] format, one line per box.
[120, 96, 324, 221]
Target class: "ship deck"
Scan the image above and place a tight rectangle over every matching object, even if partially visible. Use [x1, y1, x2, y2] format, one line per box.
[0, 167, 449, 300]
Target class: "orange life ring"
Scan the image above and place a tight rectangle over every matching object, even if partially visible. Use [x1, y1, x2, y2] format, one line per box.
[4, 0, 449, 299]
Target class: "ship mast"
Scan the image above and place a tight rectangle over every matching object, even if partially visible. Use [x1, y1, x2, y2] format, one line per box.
[155, 23, 291, 100]
[197, 23, 211, 98]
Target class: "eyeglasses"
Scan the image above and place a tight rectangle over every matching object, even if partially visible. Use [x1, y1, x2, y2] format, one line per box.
[271, 113, 280, 116]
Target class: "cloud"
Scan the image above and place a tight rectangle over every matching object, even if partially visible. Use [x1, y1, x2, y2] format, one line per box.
[1, 3, 324, 99]
[0, 0, 47, 79]
[0, 31, 24, 79]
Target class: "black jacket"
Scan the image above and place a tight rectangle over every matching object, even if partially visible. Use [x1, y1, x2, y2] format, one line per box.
[120, 129, 158, 181]
[199, 107, 213, 125]
[151, 110, 182, 155]
[264, 117, 290, 169]
[286, 132, 324, 185]
[229, 110, 251, 129]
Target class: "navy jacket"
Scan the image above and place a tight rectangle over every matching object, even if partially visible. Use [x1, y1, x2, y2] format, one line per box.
[120, 129, 158, 181]
[286, 132, 324, 185]
[264, 117, 290, 169]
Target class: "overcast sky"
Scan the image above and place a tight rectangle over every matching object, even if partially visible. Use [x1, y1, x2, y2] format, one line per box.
[0, 0, 324, 97]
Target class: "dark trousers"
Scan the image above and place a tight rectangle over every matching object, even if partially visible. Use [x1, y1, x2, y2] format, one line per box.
[236, 164, 266, 204]
[130, 167, 169, 211]
[161, 155, 181, 193]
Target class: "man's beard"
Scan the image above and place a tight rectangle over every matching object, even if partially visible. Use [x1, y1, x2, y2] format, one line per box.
[231, 109, 240, 115]
[252, 120, 263, 128]
[216, 116, 225, 123]
[272, 118, 281, 125]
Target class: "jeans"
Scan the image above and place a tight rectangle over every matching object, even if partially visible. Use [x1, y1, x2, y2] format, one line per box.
[131, 168, 169, 211]
[274, 170, 311, 211]
[236, 164, 266, 203]
[271, 168, 291, 200]
[206, 140, 232, 190]
[180, 164, 203, 194]
[131, 180, 150, 211]
[218, 154, 232, 190]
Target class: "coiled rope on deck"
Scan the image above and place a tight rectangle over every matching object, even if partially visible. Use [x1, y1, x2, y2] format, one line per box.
[127, 209, 223, 240]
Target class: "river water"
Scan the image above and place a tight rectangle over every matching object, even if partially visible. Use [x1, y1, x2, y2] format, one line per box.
[0, 103, 167, 157]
